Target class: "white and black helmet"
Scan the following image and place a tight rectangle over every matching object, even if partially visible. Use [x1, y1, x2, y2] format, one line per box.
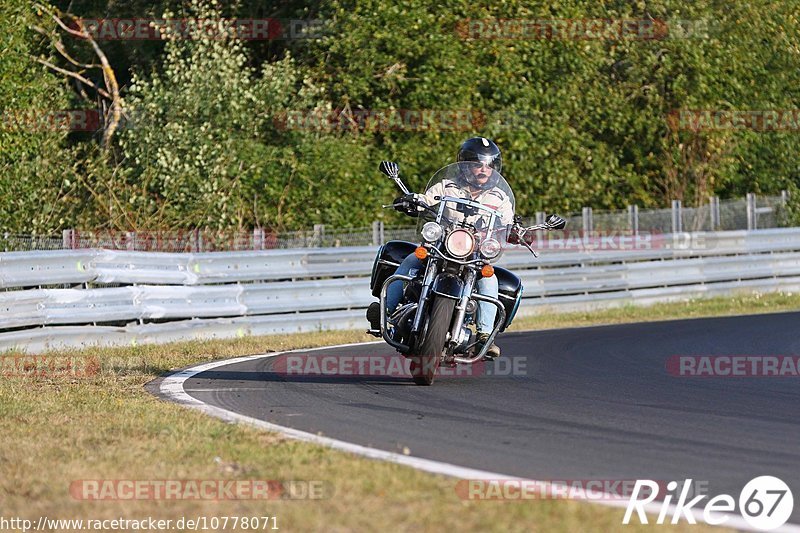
[456, 137, 502, 190]
[457, 137, 502, 174]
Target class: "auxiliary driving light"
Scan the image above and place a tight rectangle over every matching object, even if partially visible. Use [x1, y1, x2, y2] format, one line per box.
[421, 221, 443, 242]
[479, 238, 501, 259]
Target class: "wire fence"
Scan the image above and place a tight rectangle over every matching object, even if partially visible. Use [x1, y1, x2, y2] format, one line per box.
[0, 193, 791, 252]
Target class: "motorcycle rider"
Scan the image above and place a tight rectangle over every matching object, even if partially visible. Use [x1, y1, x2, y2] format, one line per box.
[369, 137, 524, 359]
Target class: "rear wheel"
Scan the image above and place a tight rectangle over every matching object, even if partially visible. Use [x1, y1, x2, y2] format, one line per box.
[411, 297, 456, 385]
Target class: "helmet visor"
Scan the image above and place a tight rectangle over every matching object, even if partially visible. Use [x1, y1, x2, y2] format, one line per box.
[459, 160, 500, 190]
[457, 150, 502, 175]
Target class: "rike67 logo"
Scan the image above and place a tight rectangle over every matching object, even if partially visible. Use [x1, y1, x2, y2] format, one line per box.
[624, 476, 794, 530]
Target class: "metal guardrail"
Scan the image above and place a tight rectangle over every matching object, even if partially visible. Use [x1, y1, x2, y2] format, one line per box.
[2, 227, 800, 352]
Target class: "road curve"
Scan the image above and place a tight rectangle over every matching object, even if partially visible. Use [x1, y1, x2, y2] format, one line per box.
[165, 312, 800, 526]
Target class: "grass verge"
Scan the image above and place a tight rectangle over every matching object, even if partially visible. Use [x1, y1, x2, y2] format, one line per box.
[4, 293, 796, 532]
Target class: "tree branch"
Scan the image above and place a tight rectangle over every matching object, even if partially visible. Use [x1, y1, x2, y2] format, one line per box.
[33, 2, 123, 149]
[33, 56, 112, 99]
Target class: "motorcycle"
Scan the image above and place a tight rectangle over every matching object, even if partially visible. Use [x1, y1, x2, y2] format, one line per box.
[367, 161, 567, 385]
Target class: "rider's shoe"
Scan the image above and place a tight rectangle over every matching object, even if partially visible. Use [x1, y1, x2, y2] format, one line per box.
[476, 333, 500, 360]
[366, 301, 382, 334]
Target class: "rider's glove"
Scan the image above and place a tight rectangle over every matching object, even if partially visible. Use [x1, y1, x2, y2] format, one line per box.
[506, 223, 534, 245]
[393, 193, 426, 217]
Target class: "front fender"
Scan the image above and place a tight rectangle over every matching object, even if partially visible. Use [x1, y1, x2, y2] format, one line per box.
[431, 272, 464, 300]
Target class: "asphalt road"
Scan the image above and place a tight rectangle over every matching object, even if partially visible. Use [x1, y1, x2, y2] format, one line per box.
[179, 312, 800, 524]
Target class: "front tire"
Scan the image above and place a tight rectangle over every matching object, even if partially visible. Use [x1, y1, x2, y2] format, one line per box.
[411, 297, 456, 385]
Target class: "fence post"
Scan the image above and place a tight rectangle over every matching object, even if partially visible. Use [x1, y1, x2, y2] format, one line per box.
[627, 205, 638, 236]
[535, 211, 546, 225]
[126, 231, 136, 251]
[671, 200, 682, 233]
[709, 196, 720, 231]
[582, 207, 593, 235]
[746, 193, 756, 230]
[62, 229, 76, 250]
[781, 189, 789, 205]
[372, 221, 383, 246]
[313, 224, 325, 247]
[191, 229, 202, 252]
[253, 228, 264, 251]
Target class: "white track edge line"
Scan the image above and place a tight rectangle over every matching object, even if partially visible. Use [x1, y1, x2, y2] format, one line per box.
[158, 342, 800, 533]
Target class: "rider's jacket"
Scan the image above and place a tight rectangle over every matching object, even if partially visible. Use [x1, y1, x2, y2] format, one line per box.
[418, 178, 515, 228]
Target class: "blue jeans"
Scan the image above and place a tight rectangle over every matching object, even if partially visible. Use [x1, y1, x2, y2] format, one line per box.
[386, 254, 499, 334]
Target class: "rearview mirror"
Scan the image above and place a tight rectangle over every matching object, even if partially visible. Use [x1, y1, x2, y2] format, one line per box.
[546, 214, 567, 230]
[378, 161, 400, 179]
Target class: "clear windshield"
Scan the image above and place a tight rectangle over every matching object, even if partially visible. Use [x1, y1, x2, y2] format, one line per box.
[416, 162, 515, 242]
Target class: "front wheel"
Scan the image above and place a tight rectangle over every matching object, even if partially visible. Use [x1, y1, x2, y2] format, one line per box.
[411, 297, 456, 385]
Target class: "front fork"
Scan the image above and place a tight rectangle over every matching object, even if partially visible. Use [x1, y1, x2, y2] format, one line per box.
[449, 269, 476, 349]
[411, 257, 440, 336]
[379, 257, 439, 353]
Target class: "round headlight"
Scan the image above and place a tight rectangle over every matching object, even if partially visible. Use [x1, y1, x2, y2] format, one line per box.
[479, 238, 501, 259]
[445, 229, 475, 258]
[421, 221, 443, 242]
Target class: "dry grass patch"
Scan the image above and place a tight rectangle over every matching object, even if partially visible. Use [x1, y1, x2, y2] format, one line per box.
[3, 292, 792, 531]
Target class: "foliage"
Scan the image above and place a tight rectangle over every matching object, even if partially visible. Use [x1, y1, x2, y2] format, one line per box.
[0, 0, 83, 233]
[2, 0, 799, 231]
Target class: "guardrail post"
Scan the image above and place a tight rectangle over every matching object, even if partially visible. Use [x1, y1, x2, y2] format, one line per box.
[126, 231, 136, 251]
[781, 189, 789, 205]
[535, 211, 546, 225]
[627, 205, 638, 235]
[582, 207, 593, 235]
[746, 193, 756, 230]
[709, 196, 720, 231]
[671, 200, 682, 233]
